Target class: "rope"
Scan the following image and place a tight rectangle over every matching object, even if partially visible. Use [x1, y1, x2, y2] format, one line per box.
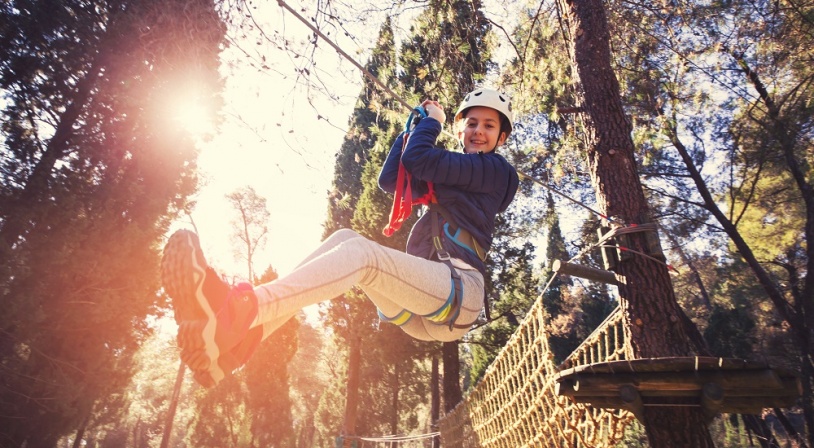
[437, 268, 636, 446]
[275, 0, 412, 113]
[342, 432, 440, 443]
[516, 169, 619, 225]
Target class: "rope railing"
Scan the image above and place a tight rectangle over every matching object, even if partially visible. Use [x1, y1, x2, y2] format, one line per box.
[438, 302, 635, 447]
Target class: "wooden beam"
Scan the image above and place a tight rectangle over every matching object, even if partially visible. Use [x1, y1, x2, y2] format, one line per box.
[701, 383, 724, 423]
[619, 384, 644, 422]
[557, 369, 786, 396]
[552, 259, 619, 285]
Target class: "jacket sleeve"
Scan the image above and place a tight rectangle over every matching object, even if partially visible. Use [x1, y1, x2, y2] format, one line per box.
[401, 118, 511, 194]
[378, 132, 404, 194]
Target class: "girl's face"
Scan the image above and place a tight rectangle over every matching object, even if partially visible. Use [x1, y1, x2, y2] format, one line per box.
[458, 106, 507, 154]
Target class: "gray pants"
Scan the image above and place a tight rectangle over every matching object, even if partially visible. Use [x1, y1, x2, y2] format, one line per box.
[251, 229, 484, 342]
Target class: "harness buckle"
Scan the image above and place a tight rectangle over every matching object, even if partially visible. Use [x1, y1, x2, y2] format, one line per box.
[433, 235, 451, 261]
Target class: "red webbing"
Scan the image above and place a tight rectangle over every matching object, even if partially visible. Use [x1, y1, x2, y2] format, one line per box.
[383, 133, 435, 237]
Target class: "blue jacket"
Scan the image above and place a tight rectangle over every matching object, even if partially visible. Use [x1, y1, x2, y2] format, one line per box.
[378, 117, 519, 276]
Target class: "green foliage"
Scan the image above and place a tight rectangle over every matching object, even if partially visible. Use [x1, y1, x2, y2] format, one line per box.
[117, 325, 196, 447]
[324, 18, 400, 238]
[399, 0, 493, 115]
[244, 317, 299, 447]
[0, 0, 224, 444]
[187, 374, 253, 447]
[542, 214, 615, 363]
[288, 319, 330, 446]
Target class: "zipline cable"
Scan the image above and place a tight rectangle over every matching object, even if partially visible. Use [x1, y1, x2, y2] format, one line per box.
[515, 170, 618, 225]
[276, 0, 412, 113]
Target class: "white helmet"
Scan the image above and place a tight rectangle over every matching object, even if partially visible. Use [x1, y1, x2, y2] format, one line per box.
[454, 87, 513, 137]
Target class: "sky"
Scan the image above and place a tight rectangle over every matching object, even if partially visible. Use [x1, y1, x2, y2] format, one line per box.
[167, 2, 382, 279]
[164, 0, 531, 281]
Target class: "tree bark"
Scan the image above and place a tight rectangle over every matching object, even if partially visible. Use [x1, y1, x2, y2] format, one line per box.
[557, 0, 714, 445]
[72, 414, 90, 448]
[442, 341, 461, 413]
[390, 365, 399, 448]
[342, 332, 361, 438]
[160, 361, 186, 448]
[431, 354, 440, 448]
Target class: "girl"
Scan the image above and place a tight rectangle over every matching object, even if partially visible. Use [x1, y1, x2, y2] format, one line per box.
[162, 87, 519, 387]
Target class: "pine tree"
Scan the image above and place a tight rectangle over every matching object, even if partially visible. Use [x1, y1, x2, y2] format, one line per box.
[0, 0, 224, 444]
[323, 17, 401, 238]
[556, 0, 714, 443]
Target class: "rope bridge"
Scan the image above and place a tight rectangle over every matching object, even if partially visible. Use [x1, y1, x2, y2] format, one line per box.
[437, 301, 635, 447]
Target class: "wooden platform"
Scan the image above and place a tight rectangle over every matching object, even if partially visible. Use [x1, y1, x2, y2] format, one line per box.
[553, 357, 801, 420]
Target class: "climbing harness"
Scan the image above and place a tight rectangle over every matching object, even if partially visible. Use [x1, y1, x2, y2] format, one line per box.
[428, 208, 471, 330]
[428, 202, 487, 262]
[380, 105, 493, 331]
[376, 272, 466, 331]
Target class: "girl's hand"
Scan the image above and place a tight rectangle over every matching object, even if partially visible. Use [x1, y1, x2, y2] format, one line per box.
[421, 100, 446, 124]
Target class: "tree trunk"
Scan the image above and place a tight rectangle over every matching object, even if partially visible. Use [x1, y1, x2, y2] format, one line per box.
[160, 361, 186, 448]
[442, 341, 461, 413]
[772, 408, 808, 448]
[431, 355, 440, 448]
[342, 332, 361, 438]
[390, 365, 399, 448]
[72, 414, 90, 448]
[741, 414, 780, 448]
[557, 0, 714, 445]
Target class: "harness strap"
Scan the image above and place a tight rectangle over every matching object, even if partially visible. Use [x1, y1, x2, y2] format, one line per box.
[429, 209, 484, 330]
[383, 108, 435, 237]
[377, 309, 413, 326]
[428, 203, 487, 262]
[430, 206, 492, 325]
[377, 274, 472, 331]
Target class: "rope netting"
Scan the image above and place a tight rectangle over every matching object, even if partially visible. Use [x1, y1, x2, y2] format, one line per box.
[438, 302, 636, 447]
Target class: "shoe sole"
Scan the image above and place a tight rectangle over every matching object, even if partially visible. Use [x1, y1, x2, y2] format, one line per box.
[161, 230, 225, 384]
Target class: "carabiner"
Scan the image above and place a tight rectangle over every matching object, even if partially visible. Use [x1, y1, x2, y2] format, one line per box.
[404, 106, 428, 133]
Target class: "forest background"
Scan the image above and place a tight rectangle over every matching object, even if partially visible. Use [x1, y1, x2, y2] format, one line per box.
[0, 0, 811, 446]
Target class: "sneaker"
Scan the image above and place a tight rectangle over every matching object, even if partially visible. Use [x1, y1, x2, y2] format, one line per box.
[192, 326, 264, 388]
[161, 229, 259, 387]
